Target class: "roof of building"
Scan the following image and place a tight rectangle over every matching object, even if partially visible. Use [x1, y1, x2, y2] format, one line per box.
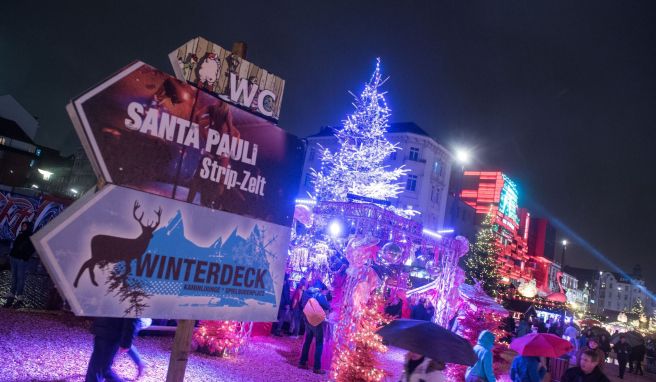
[308, 122, 430, 138]
[0, 95, 39, 140]
[0, 116, 34, 144]
[563, 266, 598, 285]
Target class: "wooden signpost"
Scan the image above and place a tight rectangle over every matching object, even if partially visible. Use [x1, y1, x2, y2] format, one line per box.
[31, 39, 301, 382]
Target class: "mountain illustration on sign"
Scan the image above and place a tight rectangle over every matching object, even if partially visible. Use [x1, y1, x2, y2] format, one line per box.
[134, 210, 277, 307]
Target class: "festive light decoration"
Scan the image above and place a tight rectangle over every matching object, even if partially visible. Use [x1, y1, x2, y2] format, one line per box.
[464, 208, 502, 297]
[617, 312, 628, 323]
[517, 279, 538, 298]
[311, 59, 410, 216]
[631, 298, 645, 316]
[331, 289, 391, 382]
[192, 320, 252, 357]
[446, 285, 510, 381]
[498, 175, 519, 225]
[431, 236, 469, 326]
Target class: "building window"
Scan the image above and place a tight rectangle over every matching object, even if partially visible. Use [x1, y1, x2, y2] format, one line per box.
[390, 151, 397, 160]
[309, 148, 316, 161]
[409, 147, 420, 161]
[406, 175, 417, 191]
[433, 161, 441, 175]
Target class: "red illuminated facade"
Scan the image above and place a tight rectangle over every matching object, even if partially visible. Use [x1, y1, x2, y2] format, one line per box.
[460, 171, 533, 284]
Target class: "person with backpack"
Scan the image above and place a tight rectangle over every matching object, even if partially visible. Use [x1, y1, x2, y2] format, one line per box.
[298, 283, 330, 375]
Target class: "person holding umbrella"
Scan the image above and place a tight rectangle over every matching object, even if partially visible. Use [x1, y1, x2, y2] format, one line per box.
[614, 335, 632, 379]
[376, 319, 477, 382]
[561, 349, 610, 382]
[466, 330, 497, 382]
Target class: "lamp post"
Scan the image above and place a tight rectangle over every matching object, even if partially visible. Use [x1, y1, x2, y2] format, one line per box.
[561, 239, 568, 267]
[451, 147, 471, 194]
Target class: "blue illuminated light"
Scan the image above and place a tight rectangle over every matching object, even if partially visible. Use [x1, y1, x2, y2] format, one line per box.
[422, 229, 442, 239]
[499, 174, 519, 225]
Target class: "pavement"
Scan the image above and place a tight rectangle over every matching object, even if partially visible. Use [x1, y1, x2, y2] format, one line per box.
[0, 262, 64, 310]
[600, 361, 656, 382]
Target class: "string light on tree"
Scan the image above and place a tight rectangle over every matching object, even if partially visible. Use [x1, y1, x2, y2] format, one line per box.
[192, 320, 250, 357]
[464, 208, 502, 297]
[331, 290, 392, 382]
[311, 58, 411, 216]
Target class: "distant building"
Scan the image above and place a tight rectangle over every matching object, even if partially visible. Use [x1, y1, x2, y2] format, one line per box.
[0, 96, 74, 197]
[0, 95, 39, 140]
[588, 270, 653, 319]
[459, 171, 531, 284]
[66, 147, 97, 197]
[298, 122, 453, 230]
[443, 194, 477, 241]
[0, 116, 40, 187]
[528, 217, 557, 261]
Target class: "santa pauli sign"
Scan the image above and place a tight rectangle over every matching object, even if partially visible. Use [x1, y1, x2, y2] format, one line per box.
[32, 185, 289, 320]
[67, 61, 303, 227]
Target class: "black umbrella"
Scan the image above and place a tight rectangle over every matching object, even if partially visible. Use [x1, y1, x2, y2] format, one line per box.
[611, 331, 644, 347]
[587, 326, 611, 340]
[376, 319, 477, 366]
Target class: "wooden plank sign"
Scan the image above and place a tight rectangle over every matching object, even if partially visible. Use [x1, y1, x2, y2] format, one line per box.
[169, 37, 285, 121]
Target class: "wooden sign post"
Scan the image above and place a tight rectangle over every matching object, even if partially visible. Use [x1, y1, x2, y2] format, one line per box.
[165, 44, 249, 382]
[166, 319, 196, 382]
[33, 39, 300, 382]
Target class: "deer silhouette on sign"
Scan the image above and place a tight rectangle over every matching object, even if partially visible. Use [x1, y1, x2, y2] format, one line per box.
[73, 201, 162, 288]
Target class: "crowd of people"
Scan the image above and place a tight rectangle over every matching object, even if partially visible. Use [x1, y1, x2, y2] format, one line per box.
[505, 313, 653, 381]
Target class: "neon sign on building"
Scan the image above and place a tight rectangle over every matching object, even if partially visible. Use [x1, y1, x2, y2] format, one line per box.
[499, 174, 519, 225]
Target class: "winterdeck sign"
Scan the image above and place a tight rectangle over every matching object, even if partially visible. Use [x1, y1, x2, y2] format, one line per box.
[32, 185, 288, 320]
[67, 61, 303, 227]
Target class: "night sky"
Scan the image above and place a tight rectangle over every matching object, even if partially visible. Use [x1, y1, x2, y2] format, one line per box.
[3, 1, 655, 290]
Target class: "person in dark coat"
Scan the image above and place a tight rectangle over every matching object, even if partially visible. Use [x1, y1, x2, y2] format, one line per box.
[516, 315, 530, 338]
[561, 349, 610, 382]
[85, 317, 139, 382]
[631, 343, 646, 376]
[411, 297, 428, 321]
[384, 294, 403, 318]
[3, 222, 35, 308]
[614, 335, 632, 379]
[273, 273, 292, 336]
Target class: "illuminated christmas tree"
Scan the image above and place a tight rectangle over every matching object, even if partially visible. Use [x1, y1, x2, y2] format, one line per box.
[331, 290, 391, 382]
[464, 208, 502, 297]
[312, 59, 409, 208]
[631, 298, 645, 316]
[192, 320, 249, 357]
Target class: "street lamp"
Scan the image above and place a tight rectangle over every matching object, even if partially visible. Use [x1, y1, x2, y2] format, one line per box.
[454, 148, 471, 166]
[561, 239, 568, 267]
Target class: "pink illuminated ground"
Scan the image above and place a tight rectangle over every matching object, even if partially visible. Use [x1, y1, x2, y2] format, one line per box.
[0, 308, 405, 382]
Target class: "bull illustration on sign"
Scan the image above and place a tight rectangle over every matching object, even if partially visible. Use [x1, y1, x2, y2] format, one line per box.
[73, 201, 162, 287]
